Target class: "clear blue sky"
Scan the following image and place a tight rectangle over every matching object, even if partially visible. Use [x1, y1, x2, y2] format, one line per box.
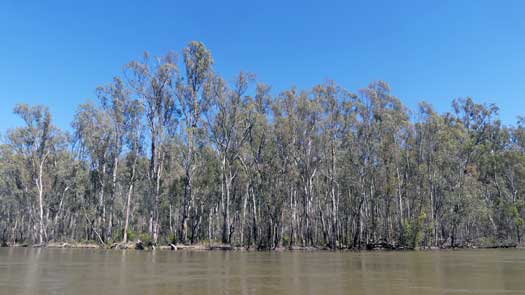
[1, 0, 525, 134]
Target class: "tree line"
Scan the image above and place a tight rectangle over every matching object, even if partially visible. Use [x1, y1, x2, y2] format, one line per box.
[1, 41, 524, 249]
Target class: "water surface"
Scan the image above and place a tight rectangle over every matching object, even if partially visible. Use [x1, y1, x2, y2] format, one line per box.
[1, 248, 524, 294]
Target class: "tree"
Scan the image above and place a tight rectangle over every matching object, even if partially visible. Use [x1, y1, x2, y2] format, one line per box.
[175, 41, 213, 243]
[7, 104, 65, 244]
[121, 92, 145, 243]
[73, 101, 113, 243]
[126, 52, 178, 244]
[207, 72, 254, 244]
[2, 43, 525, 250]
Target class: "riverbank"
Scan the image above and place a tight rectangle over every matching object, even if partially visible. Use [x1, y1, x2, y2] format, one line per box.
[2, 240, 524, 252]
[2, 241, 248, 251]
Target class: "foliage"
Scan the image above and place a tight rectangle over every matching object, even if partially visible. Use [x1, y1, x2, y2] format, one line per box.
[1, 42, 524, 249]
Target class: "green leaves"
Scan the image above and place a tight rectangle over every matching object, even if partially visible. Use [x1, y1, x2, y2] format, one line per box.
[2, 44, 525, 248]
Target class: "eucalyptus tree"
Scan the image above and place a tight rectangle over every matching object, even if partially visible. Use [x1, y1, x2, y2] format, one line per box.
[46, 139, 83, 241]
[413, 102, 444, 247]
[447, 98, 499, 246]
[207, 72, 254, 244]
[72, 101, 113, 243]
[0, 143, 25, 244]
[271, 89, 300, 246]
[3, 43, 525, 249]
[96, 77, 130, 239]
[125, 52, 178, 244]
[272, 88, 323, 246]
[7, 104, 66, 244]
[315, 82, 349, 248]
[121, 94, 145, 243]
[175, 41, 213, 243]
[334, 89, 360, 248]
[506, 118, 525, 242]
[238, 83, 272, 247]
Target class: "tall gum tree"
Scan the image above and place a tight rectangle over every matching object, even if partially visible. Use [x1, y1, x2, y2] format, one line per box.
[175, 41, 213, 244]
[207, 72, 254, 244]
[125, 52, 178, 244]
[2, 44, 525, 249]
[72, 101, 113, 243]
[8, 104, 65, 245]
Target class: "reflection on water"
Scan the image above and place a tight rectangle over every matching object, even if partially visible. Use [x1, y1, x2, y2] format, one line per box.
[1, 248, 524, 295]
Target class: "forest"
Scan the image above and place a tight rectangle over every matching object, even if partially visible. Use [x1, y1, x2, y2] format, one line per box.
[1, 41, 524, 250]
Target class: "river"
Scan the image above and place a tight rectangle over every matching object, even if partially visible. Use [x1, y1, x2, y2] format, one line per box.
[1, 248, 524, 294]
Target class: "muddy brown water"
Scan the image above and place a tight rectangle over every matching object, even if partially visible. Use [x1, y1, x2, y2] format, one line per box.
[1, 248, 525, 294]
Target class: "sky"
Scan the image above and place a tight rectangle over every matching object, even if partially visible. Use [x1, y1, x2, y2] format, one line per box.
[1, 0, 525, 135]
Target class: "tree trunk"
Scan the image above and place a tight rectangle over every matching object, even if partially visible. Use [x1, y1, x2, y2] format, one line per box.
[122, 157, 137, 244]
[37, 159, 46, 245]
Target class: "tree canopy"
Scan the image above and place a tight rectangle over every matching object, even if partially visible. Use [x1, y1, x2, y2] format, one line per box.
[1, 42, 524, 249]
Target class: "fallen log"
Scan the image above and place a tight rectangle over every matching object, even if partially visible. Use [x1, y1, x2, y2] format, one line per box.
[366, 242, 397, 251]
